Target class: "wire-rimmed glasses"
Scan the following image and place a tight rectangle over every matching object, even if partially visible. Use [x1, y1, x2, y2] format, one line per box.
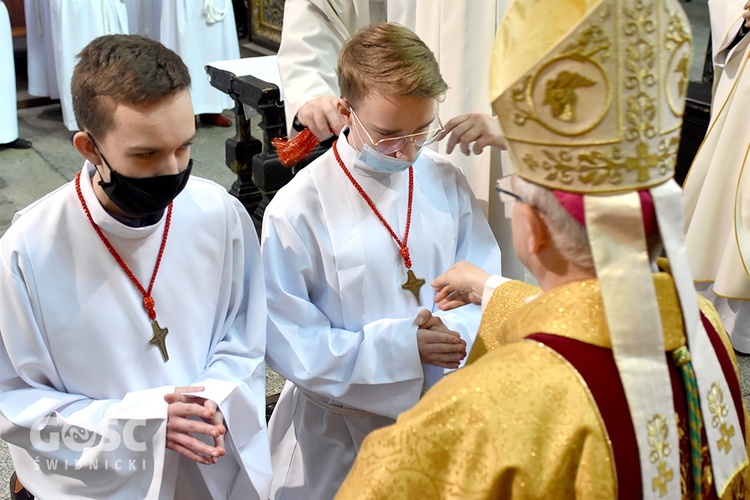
[350, 108, 444, 154]
[495, 176, 527, 204]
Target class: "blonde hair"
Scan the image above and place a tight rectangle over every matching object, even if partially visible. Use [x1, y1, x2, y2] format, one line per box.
[338, 22, 447, 107]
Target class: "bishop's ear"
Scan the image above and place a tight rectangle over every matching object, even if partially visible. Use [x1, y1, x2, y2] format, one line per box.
[520, 203, 551, 255]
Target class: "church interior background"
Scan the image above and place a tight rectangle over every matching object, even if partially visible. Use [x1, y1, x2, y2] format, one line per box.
[0, 1, 744, 498]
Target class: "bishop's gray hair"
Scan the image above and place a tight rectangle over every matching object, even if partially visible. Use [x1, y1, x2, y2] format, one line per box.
[513, 176, 594, 271]
[514, 177, 664, 271]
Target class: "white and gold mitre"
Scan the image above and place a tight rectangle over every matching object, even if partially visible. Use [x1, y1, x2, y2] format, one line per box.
[490, 0, 692, 193]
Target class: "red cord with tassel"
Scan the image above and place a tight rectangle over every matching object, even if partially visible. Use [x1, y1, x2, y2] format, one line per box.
[272, 128, 320, 167]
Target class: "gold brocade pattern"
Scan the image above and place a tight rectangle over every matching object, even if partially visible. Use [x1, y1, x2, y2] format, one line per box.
[708, 383, 736, 454]
[497, 273, 685, 350]
[336, 342, 617, 499]
[337, 276, 750, 499]
[467, 280, 540, 365]
[677, 413, 690, 496]
[647, 414, 675, 496]
[677, 411, 718, 497]
[722, 470, 748, 499]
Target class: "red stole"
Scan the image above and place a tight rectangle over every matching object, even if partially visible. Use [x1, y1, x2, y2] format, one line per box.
[527, 312, 744, 498]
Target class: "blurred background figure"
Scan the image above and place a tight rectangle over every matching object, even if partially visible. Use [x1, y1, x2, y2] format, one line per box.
[233, 0, 247, 39]
[48, 0, 129, 131]
[23, 0, 58, 114]
[683, 0, 750, 353]
[1, 0, 30, 149]
[159, 0, 240, 128]
[126, 0, 161, 40]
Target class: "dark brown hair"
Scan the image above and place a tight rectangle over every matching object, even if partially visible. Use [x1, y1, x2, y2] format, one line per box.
[338, 22, 447, 107]
[71, 35, 191, 138]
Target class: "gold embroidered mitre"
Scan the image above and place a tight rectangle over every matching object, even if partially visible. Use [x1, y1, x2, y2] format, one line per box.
[490, 0, 692, 193]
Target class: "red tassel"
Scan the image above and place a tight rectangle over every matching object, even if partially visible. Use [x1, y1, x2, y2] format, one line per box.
[272, 128, 320, 167]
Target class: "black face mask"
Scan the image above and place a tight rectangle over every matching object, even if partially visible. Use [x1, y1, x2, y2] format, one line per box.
[89, 134, 192, 217]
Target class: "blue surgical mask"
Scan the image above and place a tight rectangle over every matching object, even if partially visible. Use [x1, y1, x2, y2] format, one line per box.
[352, 123, 422, 174]
[357, 143, 422, 174]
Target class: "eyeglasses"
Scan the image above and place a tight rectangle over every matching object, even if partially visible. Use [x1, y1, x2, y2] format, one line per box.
[495, 176, 527, 204]
[350, 108, 445, 154]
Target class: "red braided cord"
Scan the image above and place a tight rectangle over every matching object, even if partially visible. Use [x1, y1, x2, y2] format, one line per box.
[75, 172, 172, 320]
[332, 141, 414, 269]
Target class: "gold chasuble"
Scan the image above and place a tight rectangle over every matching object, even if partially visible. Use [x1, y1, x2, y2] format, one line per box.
[467, 280, 540, 365]
[337, 275, 750, 498]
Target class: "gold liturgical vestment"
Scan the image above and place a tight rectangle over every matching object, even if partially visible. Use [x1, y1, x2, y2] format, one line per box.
[337, 276, 750, 498]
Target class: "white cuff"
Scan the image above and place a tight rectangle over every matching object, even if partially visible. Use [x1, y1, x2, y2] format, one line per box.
[481, 274, 509, 312]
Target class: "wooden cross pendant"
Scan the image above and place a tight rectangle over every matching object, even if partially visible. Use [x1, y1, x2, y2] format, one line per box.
[149, 320, 170, 362]
[402, 269, 425, 305]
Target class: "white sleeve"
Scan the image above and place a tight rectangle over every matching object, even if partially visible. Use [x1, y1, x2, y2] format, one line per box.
[188, 197, 271, 500]
[261, 208, 426, 420]
[277, 0, 379, 133]
[430, 170, 503, 369]
[709, 0, 749, 65]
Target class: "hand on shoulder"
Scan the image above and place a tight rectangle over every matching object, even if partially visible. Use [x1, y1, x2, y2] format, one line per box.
[438, 113, 506, 156]
[297, 96, 347, 140]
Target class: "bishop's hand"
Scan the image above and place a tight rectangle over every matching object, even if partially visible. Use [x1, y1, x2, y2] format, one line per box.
[431, 261, 490, 311]
[164, 386, 227, 465]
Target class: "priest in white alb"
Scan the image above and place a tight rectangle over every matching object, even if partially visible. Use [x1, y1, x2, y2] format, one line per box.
[683, 0, 750, 353]
[158, 0, 239, 127]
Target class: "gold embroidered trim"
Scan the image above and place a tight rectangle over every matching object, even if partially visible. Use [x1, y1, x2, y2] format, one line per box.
[497, 274, 686, 350]
[664, 6, 691, 116]
[543, 71, 596, 122]
[508, 6, 613, 139]
[707, 382, 736, 453]
[495, 0, 692, 193]
[647, 413, 675, 496]
[520, 138, 679, 187]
